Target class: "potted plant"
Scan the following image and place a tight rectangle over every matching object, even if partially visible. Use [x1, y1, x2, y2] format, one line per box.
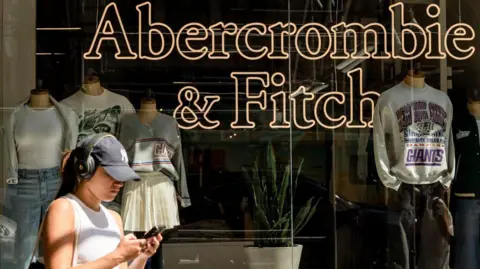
[242, 142, 319, 269]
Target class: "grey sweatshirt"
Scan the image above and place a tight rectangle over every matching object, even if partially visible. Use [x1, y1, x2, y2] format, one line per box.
[373, 82, 455, 190]
[118, 113, 191, 207]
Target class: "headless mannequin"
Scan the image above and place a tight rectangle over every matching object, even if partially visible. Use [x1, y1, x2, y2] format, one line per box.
[29, 89, 53, 109]
[82, 75, 104, 96]
[403, 70, 425, 89]
[138, 98, 159, 125]
[389, 69, 452, 269]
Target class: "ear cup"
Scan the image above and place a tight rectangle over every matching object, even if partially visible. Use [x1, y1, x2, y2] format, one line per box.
[74, 150, 97, 180]
[84, 155, 97, 179]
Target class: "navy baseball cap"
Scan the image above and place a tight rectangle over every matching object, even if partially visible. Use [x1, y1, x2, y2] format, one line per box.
[78, 133, 140, 182]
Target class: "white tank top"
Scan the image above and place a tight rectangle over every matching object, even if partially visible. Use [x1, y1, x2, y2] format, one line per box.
[64, 194, 121, 268]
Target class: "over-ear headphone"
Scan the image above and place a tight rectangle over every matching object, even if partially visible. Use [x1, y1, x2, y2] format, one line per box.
[73, 133, 115, 180]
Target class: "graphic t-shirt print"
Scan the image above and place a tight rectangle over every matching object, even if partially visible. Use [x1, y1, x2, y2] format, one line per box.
[78, 105, 122, 141]
[396, 101, 447, 167]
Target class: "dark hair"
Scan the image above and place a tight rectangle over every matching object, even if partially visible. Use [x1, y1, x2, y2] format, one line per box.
[55, 150, 79, 199]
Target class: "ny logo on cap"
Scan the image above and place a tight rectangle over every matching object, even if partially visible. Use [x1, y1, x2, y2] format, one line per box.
[120, 148, 128, 163]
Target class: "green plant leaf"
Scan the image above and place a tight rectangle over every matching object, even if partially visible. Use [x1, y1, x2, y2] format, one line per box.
[293, 158, 304, 197]
[292, 197, 313, 234]
[278, 164, 290, 217]
[255, 206, 270, 230]
[265, 214, 289, 246]
[243, 167, 262, 209]
[294, 198, 320, 235]
[267, 142, 277, 197]
[243, 141, 318, 247]
[261, 175, 270, 218]
[281, 218, 292, 242]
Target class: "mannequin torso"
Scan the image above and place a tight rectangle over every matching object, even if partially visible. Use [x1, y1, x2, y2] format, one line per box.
[17, 89, 63, 169]
[62, 74, 135, 142]
[138, 99, 159, 125]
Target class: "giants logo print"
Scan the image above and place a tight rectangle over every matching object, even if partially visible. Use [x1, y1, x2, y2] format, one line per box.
[396, 101, 448, 167]
[153, 142, 174, 159]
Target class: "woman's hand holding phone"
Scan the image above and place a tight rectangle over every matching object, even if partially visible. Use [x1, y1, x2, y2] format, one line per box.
[140, 233, 163, 258]
[112, 233, 147, 263]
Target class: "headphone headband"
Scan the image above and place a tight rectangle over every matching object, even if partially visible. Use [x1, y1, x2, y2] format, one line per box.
[80, 133, 115, 159]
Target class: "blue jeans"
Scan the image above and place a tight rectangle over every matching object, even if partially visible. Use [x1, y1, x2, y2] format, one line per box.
[2, 166, 60, 269]
[454, 199, 480, 269]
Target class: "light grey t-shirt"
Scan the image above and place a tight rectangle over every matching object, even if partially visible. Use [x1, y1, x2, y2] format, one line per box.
[14, 105, 64, 169]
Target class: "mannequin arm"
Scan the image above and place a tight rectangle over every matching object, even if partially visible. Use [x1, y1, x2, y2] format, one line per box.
[3, 114, 19, 183]
[173, 124, 191, 208]
[440, 115, 456, 189]
[373, 100, 401, 191]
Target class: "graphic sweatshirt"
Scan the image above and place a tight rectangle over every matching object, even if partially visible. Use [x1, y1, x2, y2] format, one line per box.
[118, 113, 191, 208]
[373, 82, 455, 190]
[61, 89, 135, 143]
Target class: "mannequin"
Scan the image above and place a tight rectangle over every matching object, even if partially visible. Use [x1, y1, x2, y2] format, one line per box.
[119, 91, 190, 269]
[373, 68, 454, 269]
[4, 84, 78, 269]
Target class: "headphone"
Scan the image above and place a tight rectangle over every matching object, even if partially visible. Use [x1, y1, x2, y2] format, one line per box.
[73, 133, 115, 180]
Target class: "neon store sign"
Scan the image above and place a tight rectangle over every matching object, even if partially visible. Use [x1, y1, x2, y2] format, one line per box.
[84, 2, 476, 130]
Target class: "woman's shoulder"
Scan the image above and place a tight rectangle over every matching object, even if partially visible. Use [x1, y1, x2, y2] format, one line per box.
[48, 197, 75, 216]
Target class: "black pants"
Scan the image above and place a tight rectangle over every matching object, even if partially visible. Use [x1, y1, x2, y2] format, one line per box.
[134, 232, 163, 269]
[387, 183, 449, 269]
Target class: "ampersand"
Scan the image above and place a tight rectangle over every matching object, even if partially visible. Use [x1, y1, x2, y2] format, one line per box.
[173, 86, 220, 129]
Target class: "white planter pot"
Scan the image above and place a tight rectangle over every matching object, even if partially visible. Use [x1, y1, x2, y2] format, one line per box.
[244, 244, 303, 269]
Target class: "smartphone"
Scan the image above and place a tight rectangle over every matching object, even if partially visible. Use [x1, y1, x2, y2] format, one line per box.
[143, 225, 166, 239]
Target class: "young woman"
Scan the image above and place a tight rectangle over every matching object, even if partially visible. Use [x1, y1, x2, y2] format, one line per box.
[42, 133, 163, 269]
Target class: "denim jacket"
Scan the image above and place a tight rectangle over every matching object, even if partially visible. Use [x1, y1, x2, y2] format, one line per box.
[3, 95, 79, 184]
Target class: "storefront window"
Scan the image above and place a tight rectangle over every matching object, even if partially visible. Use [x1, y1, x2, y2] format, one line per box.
[0, 1, 477, 269]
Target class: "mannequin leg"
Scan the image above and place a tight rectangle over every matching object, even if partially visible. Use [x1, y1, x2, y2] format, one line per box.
[38, 167, 61, 257]
[0, 185, 22, 269]
[386, 184, 413, 269]
[9, 168, 52, 269]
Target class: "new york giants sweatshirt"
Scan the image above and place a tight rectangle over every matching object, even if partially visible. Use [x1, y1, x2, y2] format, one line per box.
[118, 113, 191, 207]
[373, 82, 455, 190]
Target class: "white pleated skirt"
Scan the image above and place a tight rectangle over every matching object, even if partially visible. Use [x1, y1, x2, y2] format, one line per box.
[121, 171, 180, 231]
